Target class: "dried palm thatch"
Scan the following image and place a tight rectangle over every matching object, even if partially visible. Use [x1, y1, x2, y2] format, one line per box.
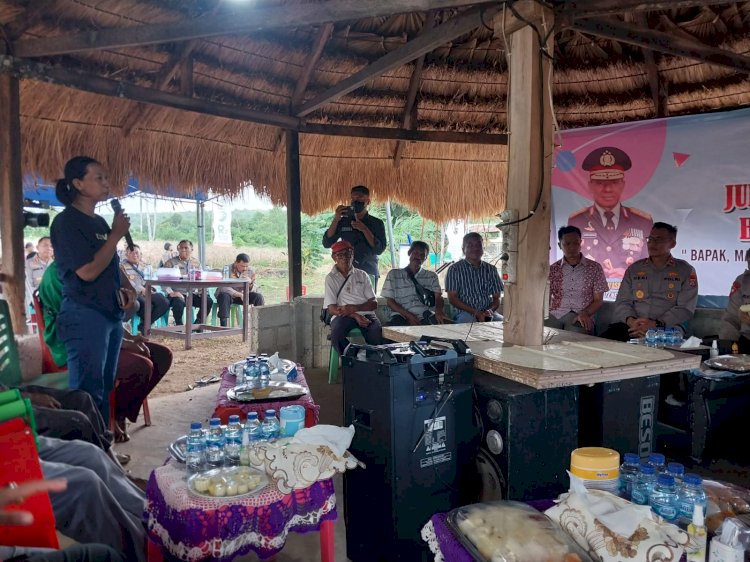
[4, 0, 750, 220]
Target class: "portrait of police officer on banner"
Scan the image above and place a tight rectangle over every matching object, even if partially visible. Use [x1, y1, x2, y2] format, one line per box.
[568, 146, 653, 279]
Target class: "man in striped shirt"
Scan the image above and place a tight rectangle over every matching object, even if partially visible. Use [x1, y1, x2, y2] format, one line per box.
[445, 232, 504, 323]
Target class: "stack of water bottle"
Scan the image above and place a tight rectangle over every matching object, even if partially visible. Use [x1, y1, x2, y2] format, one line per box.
[235, 354, 273, 387]
[620, 452, 707, 526]
[185, 411, 280, 474]
[644, 327, 683, 347]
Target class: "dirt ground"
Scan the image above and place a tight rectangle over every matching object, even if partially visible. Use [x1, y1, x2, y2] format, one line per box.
[150, 334, 250, 396]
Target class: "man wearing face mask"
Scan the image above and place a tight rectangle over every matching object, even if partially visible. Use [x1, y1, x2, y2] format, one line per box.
[323, 185, 387, 290]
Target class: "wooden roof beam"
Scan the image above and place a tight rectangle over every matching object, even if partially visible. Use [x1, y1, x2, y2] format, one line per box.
[394, 11, 436, 168]
[0, 55, 507, 145]
[560, 0, 739, 19]
[570, 17, 750, 75]
[120, 41, 199, 136]
[12, 0, 499, 58]
[296, 3, 512, 117]
[633, 14, 668, 118]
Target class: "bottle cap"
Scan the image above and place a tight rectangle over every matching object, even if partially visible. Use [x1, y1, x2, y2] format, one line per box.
[229, 415, 240, 423]
[683, 473, 702, 486]
[190, 421, 202, 430]
[667, 462, 685, 475]
[657, 474, 674, 486]
[624, 453, 640, 464]
[692, 503, 705, 527]
[266, 409, 276, 416]
[648, 452, 665, 465]
[209, 417, 221, 426]
[639, 464, 656, 475]
[247, 412, 258, 419]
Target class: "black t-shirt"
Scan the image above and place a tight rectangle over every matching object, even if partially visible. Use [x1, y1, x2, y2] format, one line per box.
[50, 206, 122, 320]
[322, 213, 387, 277]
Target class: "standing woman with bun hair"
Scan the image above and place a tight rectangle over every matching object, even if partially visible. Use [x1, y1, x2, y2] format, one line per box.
[50, 156, 132, 423]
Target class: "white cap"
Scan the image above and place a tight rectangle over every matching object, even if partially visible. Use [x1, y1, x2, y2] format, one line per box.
[692, 503, 705, 527]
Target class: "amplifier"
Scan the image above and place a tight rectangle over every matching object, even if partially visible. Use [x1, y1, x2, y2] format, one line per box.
[342, 339, 477, 562]
[471, 369, 579, 502]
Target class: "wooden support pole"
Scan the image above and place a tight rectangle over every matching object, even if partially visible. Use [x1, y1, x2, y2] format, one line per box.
[0, 73, 27, 333]
[502, 2, 553, 347]
[286, 130, 303, 300]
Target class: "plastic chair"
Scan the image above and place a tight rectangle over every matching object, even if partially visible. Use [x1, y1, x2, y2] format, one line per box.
[328, 327, 362, 384]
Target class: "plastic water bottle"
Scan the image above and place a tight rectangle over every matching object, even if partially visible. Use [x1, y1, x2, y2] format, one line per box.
[245, 411, 261, 443]
[645, 329, 657, 346]
[619, 452, 641, 501]
[710, 340, 719, 359]
[143, 264, 153, 279]
[677, 473, 708, 524]
[647, 452, 666, 474]
[649, 474, 679, 522]
[260, 409, 280, 441]
[259, 359, 270, 385]
[667, 462, 685, 485]
[187, 260, 195, 280]
[655, 328, 666, 347]
[631, 464, 657, 505]
[205, 418, 225, 468]
[186, 422, 205, 474]
[222, 265, 230, 279]
[224, 415, 243, 466]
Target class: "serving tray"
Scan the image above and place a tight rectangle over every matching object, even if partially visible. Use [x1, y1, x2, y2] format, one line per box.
[705, 354, 750, 373]
[227, 381, 308, 402]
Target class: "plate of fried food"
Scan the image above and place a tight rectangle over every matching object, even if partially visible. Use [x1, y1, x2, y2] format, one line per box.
[188, 466, 268, 499]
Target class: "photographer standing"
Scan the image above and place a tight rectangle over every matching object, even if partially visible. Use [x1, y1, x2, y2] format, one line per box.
[323, 185, 386, 291]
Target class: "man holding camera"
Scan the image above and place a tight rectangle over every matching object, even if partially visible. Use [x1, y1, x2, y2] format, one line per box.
[323, 185, 387, 290]
[381, 241, 448, 326]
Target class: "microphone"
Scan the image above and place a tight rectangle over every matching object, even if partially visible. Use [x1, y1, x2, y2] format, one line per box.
[110, 198, 134, 251]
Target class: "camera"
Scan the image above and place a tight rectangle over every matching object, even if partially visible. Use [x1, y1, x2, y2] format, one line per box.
[23, 210, 50, 228]
[23, 199, 50, 228]
[345, 206, 356, 219]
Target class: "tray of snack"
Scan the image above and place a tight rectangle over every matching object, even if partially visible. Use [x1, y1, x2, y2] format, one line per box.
[188, 465, 268, 499]
[445, 501, 593, 562]
[226, 381, 308, 402]
[704, 354, 750, 373]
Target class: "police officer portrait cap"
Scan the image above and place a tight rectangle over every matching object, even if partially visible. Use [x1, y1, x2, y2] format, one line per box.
[582, 146, 632, 181]
[351, 185, 370, 196]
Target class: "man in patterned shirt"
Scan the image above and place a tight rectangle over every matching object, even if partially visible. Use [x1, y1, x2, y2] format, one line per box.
[445, 232, 504, 323]
[545, 225, 608, 334]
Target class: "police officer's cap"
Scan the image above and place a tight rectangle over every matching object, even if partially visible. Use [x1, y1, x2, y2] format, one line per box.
[582, 146, 631, 181]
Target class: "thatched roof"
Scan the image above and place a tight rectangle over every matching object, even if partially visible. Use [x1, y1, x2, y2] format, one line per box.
[3, 0, 750, 220]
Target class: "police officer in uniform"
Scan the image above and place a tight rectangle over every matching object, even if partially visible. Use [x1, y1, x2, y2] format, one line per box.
[719, 250, 750, 351]
[600, 222, 698, 341]
[568, 147, 653, 278]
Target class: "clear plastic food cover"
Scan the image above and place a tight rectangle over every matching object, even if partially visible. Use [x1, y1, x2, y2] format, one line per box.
[446, 501, 594, 562]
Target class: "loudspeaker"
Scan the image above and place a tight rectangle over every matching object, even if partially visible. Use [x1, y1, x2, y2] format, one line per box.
[471, 369, 579, 501]
[579, 375, 660, 458]
[342, 341, 477, 562]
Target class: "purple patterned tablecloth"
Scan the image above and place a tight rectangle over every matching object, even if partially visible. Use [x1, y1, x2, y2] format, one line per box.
[425, 500, 556, 561]
[213, 364, 320, 428]
[145, 459, 337, 561]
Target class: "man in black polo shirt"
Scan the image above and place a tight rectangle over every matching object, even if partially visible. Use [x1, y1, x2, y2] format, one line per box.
[323, 185, 387, 290]
[445, 232, 504, 323]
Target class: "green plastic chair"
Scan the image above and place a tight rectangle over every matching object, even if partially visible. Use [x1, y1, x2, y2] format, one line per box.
[328, 327, 363, 384]
[0, 300, 23, 388]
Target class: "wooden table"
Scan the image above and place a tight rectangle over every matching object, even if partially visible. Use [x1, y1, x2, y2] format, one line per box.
[383, 323, 701, 389]
[144, 278, 250, 350]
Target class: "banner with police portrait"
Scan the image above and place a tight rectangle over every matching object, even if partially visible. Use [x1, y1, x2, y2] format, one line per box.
[551, 107, 750, 299]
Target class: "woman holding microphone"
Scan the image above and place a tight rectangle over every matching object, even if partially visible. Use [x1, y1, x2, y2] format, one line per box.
[50, 156, 133, 424]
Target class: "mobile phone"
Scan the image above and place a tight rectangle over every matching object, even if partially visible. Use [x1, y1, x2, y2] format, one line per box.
[116, 289, 127, 308]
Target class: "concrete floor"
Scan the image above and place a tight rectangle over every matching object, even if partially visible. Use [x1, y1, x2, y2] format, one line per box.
[117, 367, 350, 562]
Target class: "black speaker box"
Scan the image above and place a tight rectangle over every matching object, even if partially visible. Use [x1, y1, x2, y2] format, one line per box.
[471, 369, 579, 502]
[342, 341, 477, 562]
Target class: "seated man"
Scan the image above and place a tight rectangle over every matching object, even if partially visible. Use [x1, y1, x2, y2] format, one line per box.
[545, 225, 609, 334]
[381, 240, 448, 326]
[37, 436, 147, 562]
[719, 249, 750, 352]
[25, 235, 53, 303]
[600, 222, 698, 341]
[445, 232, 504, 323]
[215, 253, 265, 327]
[163, 239, 213, 325]
[120, 244, 169, 332]
[324, 240, 382, 354]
